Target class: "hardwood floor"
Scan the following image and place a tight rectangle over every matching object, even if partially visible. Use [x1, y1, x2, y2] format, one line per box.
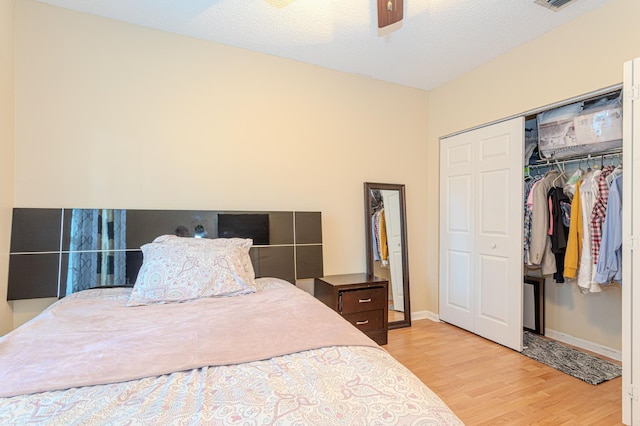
[389, 308, 404, 322]
[385, 319, 623, 425]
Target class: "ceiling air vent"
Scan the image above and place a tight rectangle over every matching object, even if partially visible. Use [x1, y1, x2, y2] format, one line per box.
[534, 0, 578, 12]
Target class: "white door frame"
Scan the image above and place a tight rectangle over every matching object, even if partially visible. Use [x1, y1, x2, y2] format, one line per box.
[622, 57, 639, 426]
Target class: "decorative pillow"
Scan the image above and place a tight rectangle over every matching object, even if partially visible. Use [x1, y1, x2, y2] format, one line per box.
[127, 240, 256, 307]
[152, 235, 252, 252]
[151, 235, 255, 284]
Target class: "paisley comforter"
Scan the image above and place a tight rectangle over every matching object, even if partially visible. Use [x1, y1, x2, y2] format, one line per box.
[0, 279, 462, 425]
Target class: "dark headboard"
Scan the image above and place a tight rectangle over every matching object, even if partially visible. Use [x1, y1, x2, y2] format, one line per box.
[8, 209, 323, 300]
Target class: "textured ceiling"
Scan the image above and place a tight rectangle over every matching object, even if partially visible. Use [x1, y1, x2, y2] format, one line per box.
[34, 0, 613, 91]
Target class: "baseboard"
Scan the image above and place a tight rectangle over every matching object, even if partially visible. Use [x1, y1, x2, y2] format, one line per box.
[411, 310, 439, 322]
[544, 328, 622, 362]
[402, 318, 621, 361]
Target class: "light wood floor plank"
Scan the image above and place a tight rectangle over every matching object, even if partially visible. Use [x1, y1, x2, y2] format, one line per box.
[385, 319, 622, 425]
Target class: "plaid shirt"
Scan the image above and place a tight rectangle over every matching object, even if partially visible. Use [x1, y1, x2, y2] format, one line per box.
[590, 166, 615, 264]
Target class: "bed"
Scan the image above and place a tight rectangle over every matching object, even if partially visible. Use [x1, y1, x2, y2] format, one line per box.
[1, 233, 461, 425]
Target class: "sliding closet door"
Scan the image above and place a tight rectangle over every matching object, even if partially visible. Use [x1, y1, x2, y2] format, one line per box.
[473, 119, 524, 351]
[622, 57, 640, 426]
[440, 117, 524, 352]
[440, 130, 476, 332]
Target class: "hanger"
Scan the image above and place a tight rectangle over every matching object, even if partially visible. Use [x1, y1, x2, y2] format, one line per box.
[586, 155, 593, 172]
[552, 160, 566, 187]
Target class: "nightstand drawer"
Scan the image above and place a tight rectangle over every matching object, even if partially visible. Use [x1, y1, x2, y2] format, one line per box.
[342, 309, 384, 332]
[340, 287, 386, 314]
[313, 274, 388, 346]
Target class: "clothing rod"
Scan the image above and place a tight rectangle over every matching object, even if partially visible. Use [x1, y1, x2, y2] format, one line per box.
[527, 149, 623, 169]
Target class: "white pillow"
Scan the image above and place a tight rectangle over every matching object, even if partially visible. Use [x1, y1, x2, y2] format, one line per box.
[127, 239, 256, 307]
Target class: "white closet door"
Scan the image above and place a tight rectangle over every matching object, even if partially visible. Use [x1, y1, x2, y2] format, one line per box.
[622, 58, 640, 426]
[440, 117, 523, 352]
[473, 119, 524, 351]
[440, 131, 476, 332]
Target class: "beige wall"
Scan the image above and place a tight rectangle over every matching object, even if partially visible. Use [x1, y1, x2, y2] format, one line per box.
[0, 0, 15, 334]
[12, 1, 430, 325]
[427, 0, 640, 350]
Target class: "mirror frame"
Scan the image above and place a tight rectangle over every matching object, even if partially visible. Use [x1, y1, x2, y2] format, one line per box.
[364, 182, 411, 329]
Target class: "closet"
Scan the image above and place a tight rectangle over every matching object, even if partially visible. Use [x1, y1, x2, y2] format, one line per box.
[440, 87, 623, 353]
[523, 114, 622, 294]
[440, 57, 640, 425]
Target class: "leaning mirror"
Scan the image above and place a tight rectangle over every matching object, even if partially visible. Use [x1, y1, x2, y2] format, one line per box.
[364, 182, 411, 329]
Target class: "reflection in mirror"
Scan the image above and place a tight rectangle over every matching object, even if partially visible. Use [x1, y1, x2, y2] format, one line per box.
[364, 183, 411, 329]
[66, 209, 127, 295]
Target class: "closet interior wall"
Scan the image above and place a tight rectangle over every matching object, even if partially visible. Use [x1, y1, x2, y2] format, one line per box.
[524, 89, 623, 360]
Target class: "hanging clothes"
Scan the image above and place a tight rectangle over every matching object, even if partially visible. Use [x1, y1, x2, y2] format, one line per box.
[371, 189, 385, 262]
[525, 152, 622, 292]
[524, 175, 543, 264]
[378, 209, 388, 265]
[548, 186, 571, 283]
[564, 180, 583, 279]
[372, 209, 389, 265]
[529, 170, 564, 275]
[371, 212, 381, 261]
[577, 169, 601, 293]
[563, 167, 583, 198]
[590, 165, 616, 264]
[594, 173, 623, 284]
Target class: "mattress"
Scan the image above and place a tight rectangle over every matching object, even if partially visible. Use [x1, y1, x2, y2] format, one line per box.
[0, 279, 462, 425]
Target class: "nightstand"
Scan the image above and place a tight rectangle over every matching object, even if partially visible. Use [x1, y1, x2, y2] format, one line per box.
[314, 273, 388, 345]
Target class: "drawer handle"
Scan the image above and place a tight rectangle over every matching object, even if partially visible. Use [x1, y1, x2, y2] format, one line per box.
[356, 320, 369, 325]
[359, 298, 372, 303]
